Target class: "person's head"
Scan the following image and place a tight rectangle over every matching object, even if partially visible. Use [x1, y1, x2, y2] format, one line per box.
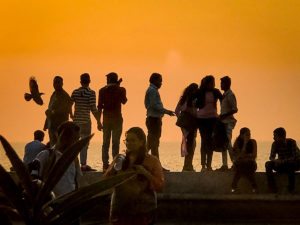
[53, 76, 63, 91]
[80, 73, 90, 87]
[123, 127, 147, 166]
[55, 121, 80, 153]
[180, 83, 198, 104]
[273, 127, 286, 144]
[149, 73, 162, 89]
[34, 130, 44, 142]
[239, 127, 251, 140]
[106, 72, 118, 84]
[200, 75, 215, 91]
[220, 76, 231, 91]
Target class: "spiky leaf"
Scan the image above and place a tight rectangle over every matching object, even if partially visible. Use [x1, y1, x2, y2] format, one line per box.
[0, 135, 34, 201]
[43, 171, 136, 224]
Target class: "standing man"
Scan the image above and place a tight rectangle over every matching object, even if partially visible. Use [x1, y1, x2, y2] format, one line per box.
[145, 73, 175, 171]
[71, 73, 101, 171]
[265, 127, 300, 193]
[216, 76, 238, 171]
[44, 76, 72, 147]
[23, 130, 46, 166]
[98, 72, 127, 171]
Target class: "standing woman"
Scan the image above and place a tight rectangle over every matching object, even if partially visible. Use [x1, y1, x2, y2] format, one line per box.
[231, 127, 258, 193]
[103, 127, 164, 225]
[175, 83, 198, 171]
[196, 75, 222, 171]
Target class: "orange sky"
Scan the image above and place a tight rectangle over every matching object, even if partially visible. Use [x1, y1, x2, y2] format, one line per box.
[0, 0, 300, 143]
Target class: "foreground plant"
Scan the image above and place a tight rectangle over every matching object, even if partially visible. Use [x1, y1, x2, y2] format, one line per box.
[0, 135, 136, 225]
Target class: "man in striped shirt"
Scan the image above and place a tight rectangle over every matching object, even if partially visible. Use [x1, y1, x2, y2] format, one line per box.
[71, 73, 102, 171]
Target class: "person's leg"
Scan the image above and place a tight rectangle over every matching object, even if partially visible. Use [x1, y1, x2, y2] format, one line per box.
[48, 125, 57, 147]
[183, 129, 196, 171]
[287, 162, 296, 192]
[112, 118, 123, 159]
[206, 118, 216, 169]
[79, 122, 91, 166]
[198, 119, 207, 169]
[102, 119, 112, 170]
[265, 161, 277, 192]
[146, 117, 162, 159]
[231, 169, 241, 190]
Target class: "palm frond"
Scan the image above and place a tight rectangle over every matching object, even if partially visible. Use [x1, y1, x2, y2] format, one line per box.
[0, 135, 34, 202]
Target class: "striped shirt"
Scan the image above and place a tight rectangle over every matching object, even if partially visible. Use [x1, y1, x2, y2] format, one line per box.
[71, 87, 98, 124]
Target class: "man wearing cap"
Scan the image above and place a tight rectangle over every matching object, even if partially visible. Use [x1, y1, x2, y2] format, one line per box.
[98, 72, 127, 171]
[145, 73, 175, 171]
[71, 73, 101, 171]
[216, 76, 238, 171]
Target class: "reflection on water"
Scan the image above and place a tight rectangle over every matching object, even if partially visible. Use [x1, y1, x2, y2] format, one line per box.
[0, 141, 275, 172]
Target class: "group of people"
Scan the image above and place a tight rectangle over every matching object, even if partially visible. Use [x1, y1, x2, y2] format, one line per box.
[22, 72, 300, 224]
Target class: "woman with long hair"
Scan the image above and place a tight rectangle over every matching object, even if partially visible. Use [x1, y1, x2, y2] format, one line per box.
[231, 127, 258, 193]
[175, 83, 198, 171]
[196, 75, 222, 171]
[103, 127, 164, 225]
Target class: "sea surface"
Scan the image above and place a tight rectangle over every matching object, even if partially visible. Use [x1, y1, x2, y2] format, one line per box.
[0, 141, 276, 172]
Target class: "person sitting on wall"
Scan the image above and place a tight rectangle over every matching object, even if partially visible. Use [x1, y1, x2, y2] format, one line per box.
[265, 127, 300, 193]
[231, 127, 258, 193]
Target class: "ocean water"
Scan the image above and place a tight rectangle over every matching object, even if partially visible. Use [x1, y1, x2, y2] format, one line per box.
[0, 141, 274, 172]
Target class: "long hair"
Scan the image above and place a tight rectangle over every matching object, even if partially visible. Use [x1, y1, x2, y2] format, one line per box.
[178, 83, 198, 106]
[234, 127, 251, 151]
[122, 127, 147, 170]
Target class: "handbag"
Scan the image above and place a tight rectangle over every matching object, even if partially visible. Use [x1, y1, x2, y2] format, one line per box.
[176, 111, 197, 130]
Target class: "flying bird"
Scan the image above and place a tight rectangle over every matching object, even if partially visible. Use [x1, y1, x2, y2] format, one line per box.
[24, 76, 44, 105]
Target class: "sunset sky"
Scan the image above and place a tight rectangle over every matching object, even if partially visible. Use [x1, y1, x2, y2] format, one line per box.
[0, 0, 300, 144]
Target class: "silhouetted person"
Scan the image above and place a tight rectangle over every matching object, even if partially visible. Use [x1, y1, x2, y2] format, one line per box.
[24, 76, 44, 105]
[44, 76, 72, 147]
[23, 130, 46, 166]
[231, 127, 258, 193]
[98, 72, 127, 171]
[175, 83, 198, 171]
[71, 73, 101, 171]
[195, 75, 222, 171]
[265, 127, 300, 193]
[216, 76, 238, 171]
[145, 73, 175, 171]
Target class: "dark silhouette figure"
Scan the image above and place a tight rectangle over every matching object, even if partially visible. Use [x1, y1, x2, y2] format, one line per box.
[71, 73, 101, 172]
[98, 72, 127, 171]
[265, 127, 300, 193]
[145, 73, 175, 171]
[175, 83, 198, 171]
[103, 127, 163, 225]
[24, 76, 44, 105]
[194, 75, 222, 171]
[216, 76, 238, 171]
[231, 127, 258, 193]
[44, 76, 72, 147]
[23, 130, 46, 166]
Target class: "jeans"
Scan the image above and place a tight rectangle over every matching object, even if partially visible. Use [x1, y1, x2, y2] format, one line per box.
[183, 129, 197, 170]
[78, 121, 91, 166]
[146, 117, 162, 159]
[221, 123, 235, 166]
[265, 160, 300, 192]
[232, 160, 257, 189]
[198, 118, 217, 168]
[102, 117, 123, 168]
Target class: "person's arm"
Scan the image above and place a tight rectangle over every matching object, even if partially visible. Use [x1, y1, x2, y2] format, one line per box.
[97, 89, 104, 130]
[120, 87, 127, 104]
[247, 139, 257, 160]
[134, 156, 164, 192]
[269, 142, 277, 160]
[90, 91, 102, 130]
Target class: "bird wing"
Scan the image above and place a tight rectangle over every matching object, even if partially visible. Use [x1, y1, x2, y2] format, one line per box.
[29, 76, 44, 105]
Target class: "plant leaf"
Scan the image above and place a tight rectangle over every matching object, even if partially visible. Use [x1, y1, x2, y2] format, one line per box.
[0, 165, 31, 224]
[43, 171, 136, 224]
[0, 135, 34, 202]
[34, 134, 93, 212]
